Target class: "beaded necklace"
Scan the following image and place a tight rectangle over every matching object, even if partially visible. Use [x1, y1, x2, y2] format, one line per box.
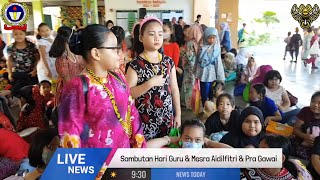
[143, 52, 164, 75]
[85, 68, 132, 137]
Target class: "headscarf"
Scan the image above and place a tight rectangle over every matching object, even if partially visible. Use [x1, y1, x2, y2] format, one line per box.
[198, 27, 221, 67]
[187, 24, 203, 54]
[219, 22, 230, 41]
[220, 106, 265, 148]
[251, 65, 273, 85]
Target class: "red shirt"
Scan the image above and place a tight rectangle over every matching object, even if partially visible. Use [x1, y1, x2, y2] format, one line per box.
[163, 42, 180, 68]
[0, 129, 29, 162]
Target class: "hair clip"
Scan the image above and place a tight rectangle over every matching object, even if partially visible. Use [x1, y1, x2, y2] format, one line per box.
[140, 14, 163, 32]
[212, 81, 217, 87]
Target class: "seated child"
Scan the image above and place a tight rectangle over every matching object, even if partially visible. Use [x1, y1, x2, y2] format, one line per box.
[0, 124, 29, 179]
[242, 134, 312, 179]
[39, 80, 54, 125]
[205, 93, 240, 141]
[241, 55, 258, 84]
[293, 91, 320, 160]
[220, 106, 264, 148]
[146, 119, 231, 148]
[202, 80, 224, 119]
[307, 136, 320, 179]
[223, 52, 237, 82]
[16, 85, 47, 132]
[249, 84, 282, 126]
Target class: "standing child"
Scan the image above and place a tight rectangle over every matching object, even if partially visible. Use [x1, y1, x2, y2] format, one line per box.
[6, 29, 39, 97]
[220, 106, 264, 148]
[249, 83, 282, 126]
[283, 31, 292, 60]
[205, 93, 240, 140]
[37, 23, 58, 82]
[126, 16, 181, 140]
[163, 22, 180, 69]
[293, 91, 320, 160]
[195, 27, 225, 106]
[202, 80, 224, 118]
[180, 24, 202, 109]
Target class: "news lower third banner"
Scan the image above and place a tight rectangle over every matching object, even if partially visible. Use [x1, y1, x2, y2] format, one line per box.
[41, 148, 111, 180]
[109, 148, 282, 168]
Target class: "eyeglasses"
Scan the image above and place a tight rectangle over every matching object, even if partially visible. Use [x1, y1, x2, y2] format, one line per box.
[97, 46, 122, 54]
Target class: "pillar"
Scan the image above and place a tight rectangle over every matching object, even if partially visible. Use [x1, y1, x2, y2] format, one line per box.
[32, 0, 44, 29]
[217, 0, 239, 49]
[81, 0, 99, 26]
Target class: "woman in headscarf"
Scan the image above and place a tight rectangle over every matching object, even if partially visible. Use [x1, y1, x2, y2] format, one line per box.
[181, 24, 203, 110]
[195, 27, 225, 106]
[251, 65, 273, 85]
[219, 22, 231, 51]
[220, 106, 265, 148]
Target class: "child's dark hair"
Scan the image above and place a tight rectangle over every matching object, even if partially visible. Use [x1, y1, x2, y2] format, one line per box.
[36, 23, 49, 39]
[106, 20, 114, 27]
[288, 31, 291, 36]
[76, 19, 83, 27]
[49, 26, 73, 58]
[230, 48, 237, 56]
[181, 119, 206, 136]
[19, 85, 36, 116]
[263, 70, 282, 87]
[134, 19, 162, 54]
[209, 80, 224, 99]
[197, 14, 201, 19]
[311, 91, 320, 101]
[68, 24, 111, 61]
[262, 135, 298, 178]
[163, 22, 176, 43]
[183, 25, 190, 31]
[28, 128, 59, 168]
[110, 26, 125, 45]
[252, 83, 266, 97]
[217, 93, 235, 107]
[40, 80, 52, 87]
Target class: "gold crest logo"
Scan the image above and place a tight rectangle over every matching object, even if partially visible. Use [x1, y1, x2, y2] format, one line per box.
[291, 4, 320, 29]
[1, 3, 29, 30]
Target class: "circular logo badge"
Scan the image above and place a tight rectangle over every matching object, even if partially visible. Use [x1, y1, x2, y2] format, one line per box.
[1, 3, 29, 26]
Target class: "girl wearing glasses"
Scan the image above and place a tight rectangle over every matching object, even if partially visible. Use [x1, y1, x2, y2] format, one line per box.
[49, 26, 84, 106]
[58, 24, 145, 176]
[126, 16, 181, 141]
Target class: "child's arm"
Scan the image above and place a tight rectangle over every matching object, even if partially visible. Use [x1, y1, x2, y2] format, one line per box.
[278, 90, 291, 111]
[264, 110, 282, 126]
[204, 137, 232, 148]
[294, 119, 315, 145]
[170, 66, 181, 128]
[38, 45, 52, 77]
[311, 154, 320, 175]
[126, 66, 165, 99]
[146, 136, 180, 148]
[7, 56, 13, 82]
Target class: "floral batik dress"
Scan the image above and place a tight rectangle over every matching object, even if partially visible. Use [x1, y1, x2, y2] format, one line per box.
[129, 55, 174, 140]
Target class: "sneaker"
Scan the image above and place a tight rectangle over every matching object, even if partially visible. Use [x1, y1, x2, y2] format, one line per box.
[311, 66, 319, 69]
[303, 61, 307, 67]
[283, 58, 285, 60]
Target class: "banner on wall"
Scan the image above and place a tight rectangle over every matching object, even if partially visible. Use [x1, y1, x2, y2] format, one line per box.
[137, 0, 166, 7]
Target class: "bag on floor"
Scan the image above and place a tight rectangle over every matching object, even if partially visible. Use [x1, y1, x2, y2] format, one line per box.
[191, 79, 201, 115]
[287, 90, 298, 107]
[242, 82, 251, 102]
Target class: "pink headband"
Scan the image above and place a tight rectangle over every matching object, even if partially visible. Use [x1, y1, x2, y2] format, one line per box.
[139, 15, 163, 34]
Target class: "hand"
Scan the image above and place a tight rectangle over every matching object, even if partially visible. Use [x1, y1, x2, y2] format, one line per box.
[169, 136, 180, 144]
[46, 70, 52, 78]
[148, 75, 166, 87]
[277, 104, 285, 112]
[176, 67, 183, 74]
[29, 70, 37, 77]
[264, 117, 272, 126]
[304, 134, 315, 146]
[8, 74, 14, 82]
[174, 115, 181, 128]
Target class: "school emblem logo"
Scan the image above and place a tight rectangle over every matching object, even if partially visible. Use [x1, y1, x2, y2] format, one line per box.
[1, 3, 29, 30]
[291, 4, 320, 29]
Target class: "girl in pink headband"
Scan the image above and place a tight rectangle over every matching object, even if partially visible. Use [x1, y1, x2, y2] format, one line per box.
[126, 15, 181, 140]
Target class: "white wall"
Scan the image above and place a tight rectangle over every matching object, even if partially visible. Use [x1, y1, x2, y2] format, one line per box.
[104, 0, 194, 24]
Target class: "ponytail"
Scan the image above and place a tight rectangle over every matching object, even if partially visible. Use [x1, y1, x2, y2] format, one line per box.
[283, 159, 298, 178]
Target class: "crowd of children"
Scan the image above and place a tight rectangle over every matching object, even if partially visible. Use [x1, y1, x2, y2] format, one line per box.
[0, 14, 319, 179]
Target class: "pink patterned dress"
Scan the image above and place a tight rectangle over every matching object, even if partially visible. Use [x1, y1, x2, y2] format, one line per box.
[58, 73, 146, 165]
[55, 54, 84, 105]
